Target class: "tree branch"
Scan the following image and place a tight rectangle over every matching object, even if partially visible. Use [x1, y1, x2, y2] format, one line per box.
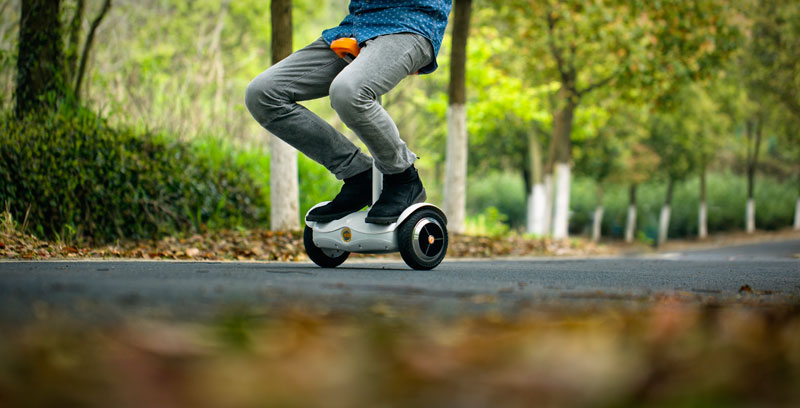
[74, 0, 111, 100]
[577, 69, 622, 97]
[545, 9, 575, 94]
[0, 0, 10, 17]
[66, 0, 85, 84]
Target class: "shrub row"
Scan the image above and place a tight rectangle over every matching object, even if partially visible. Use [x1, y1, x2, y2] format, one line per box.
[468, 171, 798, 240]
[0, 105, 267, 242]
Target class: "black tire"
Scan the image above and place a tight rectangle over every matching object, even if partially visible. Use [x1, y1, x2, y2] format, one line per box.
[398, 209, 448, 270]
[304, 226, 349, 268]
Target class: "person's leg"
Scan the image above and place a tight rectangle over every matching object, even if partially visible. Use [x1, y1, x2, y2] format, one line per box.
[327, 33, 435, 224]
[328, 33, 434, 175]
[245, 37, 372, 180]
[245, 37, 374, 222]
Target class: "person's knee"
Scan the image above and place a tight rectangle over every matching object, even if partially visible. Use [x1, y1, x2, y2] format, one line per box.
[329, 75, 374, 118]
[245, 73, 284, 125]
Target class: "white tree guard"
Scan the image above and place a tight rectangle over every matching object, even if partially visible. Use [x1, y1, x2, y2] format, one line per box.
[625, 205, 637, 243]
[443, 104, 467, 234]
[592, 206, 604, 242]
[552, 162, 571, 239]
[269, 134, 299, 231]
[658, 204, 671, 246]
[794, 198, 800, 230]
[527, 183, 548, 236]
[698, 201, 708, 239]
[543, 174, 554, 236]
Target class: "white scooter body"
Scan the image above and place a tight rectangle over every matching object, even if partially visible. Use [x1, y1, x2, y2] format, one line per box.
[304, 166, 449, 269]
[305, 202, 443, 254]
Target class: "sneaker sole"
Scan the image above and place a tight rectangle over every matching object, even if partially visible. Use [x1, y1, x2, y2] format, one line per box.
[364, 189, 427, 225]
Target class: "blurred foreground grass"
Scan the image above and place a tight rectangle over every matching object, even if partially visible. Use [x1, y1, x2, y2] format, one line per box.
[1, 298, 799, 408]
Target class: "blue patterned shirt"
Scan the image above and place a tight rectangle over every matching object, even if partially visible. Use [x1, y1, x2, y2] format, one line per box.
[322, 0, 452, 74]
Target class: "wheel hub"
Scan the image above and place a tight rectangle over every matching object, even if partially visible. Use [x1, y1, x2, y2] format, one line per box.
[412, 217, 445, 261]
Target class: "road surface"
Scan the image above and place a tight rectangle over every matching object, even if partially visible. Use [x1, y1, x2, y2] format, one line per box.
[1, 239, 798, 323]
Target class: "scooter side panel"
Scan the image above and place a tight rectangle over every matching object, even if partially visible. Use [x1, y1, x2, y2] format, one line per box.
[310, 212, 399, 253]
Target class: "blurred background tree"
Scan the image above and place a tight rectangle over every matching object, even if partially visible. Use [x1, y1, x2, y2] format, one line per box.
[1, 0, 798, 243]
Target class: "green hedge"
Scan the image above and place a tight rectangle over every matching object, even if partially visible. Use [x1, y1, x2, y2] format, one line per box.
[190, 134, 342, 226]
[467, 172, 527, 229]
[572, 174, 797, 240]
[0, 105, 267, 242]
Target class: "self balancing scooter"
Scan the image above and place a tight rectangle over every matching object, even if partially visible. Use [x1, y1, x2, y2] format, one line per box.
[303, 38, 449, 271]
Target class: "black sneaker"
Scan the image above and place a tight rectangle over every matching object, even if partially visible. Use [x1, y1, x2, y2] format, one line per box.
[306, 169, 372, 222]
[365, 165, 426, 224]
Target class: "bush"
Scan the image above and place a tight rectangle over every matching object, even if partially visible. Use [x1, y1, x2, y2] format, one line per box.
[0, 105, 267, 242]
[191, 134, 342, 226]
[467, 172, 526, 228]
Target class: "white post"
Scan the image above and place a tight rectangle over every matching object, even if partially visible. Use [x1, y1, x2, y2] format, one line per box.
[443, 104, 467, 234]
[794, 197, 800, 230]
[658, 204, 671, 246]
[552, 162, 571, 239]
[746, 198, 756, 234]
[269, 135, 299, 231]
[625, 205, 637, 243]
[592, 206, 604, 242]
[698, 201, 708, 239]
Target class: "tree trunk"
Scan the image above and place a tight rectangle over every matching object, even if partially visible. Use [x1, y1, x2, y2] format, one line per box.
[698, 165, 708, 239]
[526, 130, 547, 235]
[592, 184, 604, 242]
[269, 0, 299, 231]
[443, 0, 472, 234]
[625, 184, 637, 243]
[65, 0, 85, 84]
[16, 0, 63, 117]
[73, 0, 111, 100]
[658, 178, 675, 247]
[745, 118, 762, 234]
[541, 121, 558, 237]
[551, 87, 576, 239]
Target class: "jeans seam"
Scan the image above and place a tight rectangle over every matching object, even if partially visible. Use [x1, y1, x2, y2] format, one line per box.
[283, 57, 343, 100]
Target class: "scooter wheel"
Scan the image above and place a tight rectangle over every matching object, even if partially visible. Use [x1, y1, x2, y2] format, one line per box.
[398, 208, 448, 270]
[304, 226, 349, 268]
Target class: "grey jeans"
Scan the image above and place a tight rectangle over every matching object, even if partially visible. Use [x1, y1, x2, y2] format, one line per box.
[245, 34, 434, 179]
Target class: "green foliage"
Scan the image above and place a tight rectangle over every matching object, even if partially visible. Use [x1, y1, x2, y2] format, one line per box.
[188, 134, 340, 227]
[464, 206, 511, 237]
[298, 156, 340, 223]
[466, 172, 526, 228]
[742, 0, 800, 121]
[0, 105, 267, 243]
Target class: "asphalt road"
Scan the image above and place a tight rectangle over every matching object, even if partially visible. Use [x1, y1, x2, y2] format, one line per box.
[1, 239, 799, 323]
